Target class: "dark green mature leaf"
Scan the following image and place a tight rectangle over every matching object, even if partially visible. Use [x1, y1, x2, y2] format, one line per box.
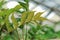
[19, 0, 29, 11]
[56, 31, 60, 38]
[18, 2, 27, 9]
[24, 0, 29, 3]
[3, 34, 13, 40]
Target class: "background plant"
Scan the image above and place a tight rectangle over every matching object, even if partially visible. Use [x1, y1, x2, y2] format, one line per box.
[0, 0, 60, 40]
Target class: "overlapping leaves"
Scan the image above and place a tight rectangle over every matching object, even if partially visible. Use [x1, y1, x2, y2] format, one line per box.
[0, 0, 47, 33]
[20, 11, 47, 26]
[0, 5, 22, 32]
[0, 9, 47, 32]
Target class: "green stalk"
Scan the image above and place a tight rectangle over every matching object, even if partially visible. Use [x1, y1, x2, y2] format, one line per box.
[25, 24, 28, 40]
[16, 29, 21, 40]
[24, 0, 29, 40]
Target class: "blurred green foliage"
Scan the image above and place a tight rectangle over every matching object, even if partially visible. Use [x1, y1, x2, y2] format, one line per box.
[0, 0, 60, 40]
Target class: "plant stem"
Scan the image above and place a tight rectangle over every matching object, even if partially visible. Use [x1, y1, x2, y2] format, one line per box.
[0, 24, 1, 40]
[16, 29, 21, 40]
[25, 0, 29, 40]
[25, 24, 28, 40]
[22, 27, 24, 40]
